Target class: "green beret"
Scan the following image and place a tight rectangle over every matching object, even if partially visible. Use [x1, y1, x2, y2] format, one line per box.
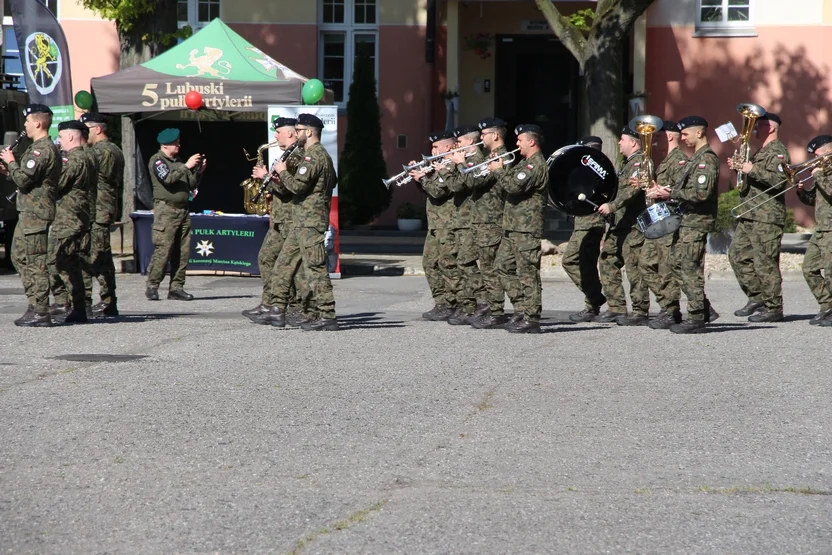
[157, 128, 180, 145]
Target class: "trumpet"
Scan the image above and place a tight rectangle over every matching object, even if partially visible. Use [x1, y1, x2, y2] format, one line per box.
[730, 152, 832, 219]
[460, 148, 520, 177]
[731, 103, 767, 191]
[382, 158, 447, 189]
[3, 131, 30, 203]
[422, 141, 484, 163]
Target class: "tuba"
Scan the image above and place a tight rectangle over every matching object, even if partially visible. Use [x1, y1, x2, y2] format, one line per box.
[628, 115, 663, 191]
[732, 102, 766, 192]
[240, 141, 279, 215]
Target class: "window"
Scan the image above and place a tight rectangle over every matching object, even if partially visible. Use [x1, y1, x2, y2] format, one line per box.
[2, 0, 58, 89]
[178, 0, 220, 31]
[319, 0, 378, 107]
[4, 0, 57, 17]
[695, 0, 754, 36]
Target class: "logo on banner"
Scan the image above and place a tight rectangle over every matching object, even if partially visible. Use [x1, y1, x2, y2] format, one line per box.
[176, 47, 232, 79]
[23, 32, 63, 95]
[195, 240, 215, 257]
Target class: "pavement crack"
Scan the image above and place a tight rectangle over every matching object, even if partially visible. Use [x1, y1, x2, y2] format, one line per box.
[288, 499, 388, 554]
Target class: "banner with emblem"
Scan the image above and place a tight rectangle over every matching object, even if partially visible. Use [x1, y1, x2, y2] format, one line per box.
[8, 0, 73, 137]
[266, 105, 340, 278]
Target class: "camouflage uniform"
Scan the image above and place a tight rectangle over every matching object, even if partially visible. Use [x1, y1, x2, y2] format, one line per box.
[268, 142, 337, 318]
[729, 140, 790, 311]
[562, 212, 605, 312]
[494, 150, 549, 319]
[798, 169, 832, 311]
[8, 136, 61, 313]
[146, 150, 201, 292]
[465, 144, 508, 316]
[257, 149, 308, 312]
[73, 145, 98, 309]
[640, 147, 687, 312]
[443, 148, 485, 314]
[669, 145, 719, 320]
[48, 147, 95, 309]
[598, 152, 649, 315]
[422, 168, 460, 308]
[83, 138, 124, 307]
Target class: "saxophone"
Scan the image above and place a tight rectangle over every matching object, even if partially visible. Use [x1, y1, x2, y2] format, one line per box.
[240, 141, 279, 215]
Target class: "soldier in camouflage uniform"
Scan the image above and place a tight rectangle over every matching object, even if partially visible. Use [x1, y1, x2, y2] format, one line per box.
[597, 127, 649, 324]
[797, 135, 832, 326]
[443, 124, 485, 325]
[81, 112, 124, 317]
[0, 104, 61, 327]
[563, 136, 608, 322]
[145, 128, 206, 301]
[727, 112, 789, 322]
[258, 114, 338, 331]
[650, 115, 719, 333]
[48, 120, 96, 324]
[490, 123, 549, 334]
[469, 117, 511, 329]
[244, 117, 310, 326]
[643, 121, 686, 329]
[414, 130, 457, 322]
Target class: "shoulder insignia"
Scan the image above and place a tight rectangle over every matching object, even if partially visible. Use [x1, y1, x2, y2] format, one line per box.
[778, 164, 784, 172]
[697, 175, 707, 184]
[679, 160, 687, 165]
[467, 162, 474, 167]
[517, 171, 527, 180]
[698, 163, 706, 168]
[33, 150, 41, 157]
[61, 157, 68, 164]
[304, 156, 311, 161]
[634, 162, 641, 167]
[154, 159, 170, 180]
[26, 159, 35, 169]
[777, 154, 785, 159]
[298, 166, 308, 175]
[526, 164, 534, 169]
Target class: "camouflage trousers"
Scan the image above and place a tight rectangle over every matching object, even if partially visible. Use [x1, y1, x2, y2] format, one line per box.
[729, 219, 784, 310]
[802, 230, 832, 310]
[79, 223, 118, 305]
[11, 224, 50, 313]
[454, 226, 480, 313]
[640, 231, 681, 311]
[147, 201, 191, 291]
[671, 227, 709, 320]
[599, 227, 649, 315]
[561, 226, 605, 310]
[496, 230, 542, 320]
[268, 226, 335, 319]
[258, 223, 308, 311]
[423, 230, 449, 307]
[435, 228, 462, 307]
[47, 232, 86, 309]
[473, 223, 505, 315]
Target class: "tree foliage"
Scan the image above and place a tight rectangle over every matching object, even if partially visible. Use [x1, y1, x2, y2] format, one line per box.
[79, 0, 192, 45]
[338, 43, 390, 226]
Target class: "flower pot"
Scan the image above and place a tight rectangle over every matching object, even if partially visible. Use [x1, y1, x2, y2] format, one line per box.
[397, 218, 422, 232]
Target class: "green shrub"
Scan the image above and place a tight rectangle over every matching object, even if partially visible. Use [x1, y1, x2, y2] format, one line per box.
[785, 208, 797, 233]
[715, 189, 740, 233]
[396, 202, 425, 220]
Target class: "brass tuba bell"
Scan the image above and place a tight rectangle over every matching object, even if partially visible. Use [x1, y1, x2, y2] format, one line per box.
[732, 102, 766, 192]
[240, 141, 279, 215]
[628, 114, 664, 191]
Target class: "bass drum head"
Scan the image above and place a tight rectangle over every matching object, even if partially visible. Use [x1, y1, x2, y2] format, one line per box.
[547, 145, 618, 216]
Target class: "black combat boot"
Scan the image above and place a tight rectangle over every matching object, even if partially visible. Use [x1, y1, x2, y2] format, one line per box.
[748, 308, 784, 323]
[448, 308, 476, 325]
[734, 300, 764, 317]
[706, 303, 720, 323]
[15, 311, 52, 327]
[810, 308, 832, 325]
[145, 287, 159, 301]
[471, 313, 509, 329]
[285, 308, 312, 327]
[242, 304, 269, 318]
[64, 307, 88, 324]
[257, 306, 285, 327]
[301, 317, 339, 331]
[616, 313, 649, 326]
[168, 289, 194, 301]
[49, 302, 71, 316]
[648, 310, 682, 330]
[569, 307, 600, 323]
[473, 303, 490, 318]
[501, 312, 524, 329]
[506, 317, 542, 334]
[424, 305, 454, 321]
[669, 319, 706, 334]
[594, 310, 626, 323]
[15, 304, 34, 325]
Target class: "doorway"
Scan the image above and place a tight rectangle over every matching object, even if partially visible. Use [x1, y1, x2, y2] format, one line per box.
[494, 35, 580, 157]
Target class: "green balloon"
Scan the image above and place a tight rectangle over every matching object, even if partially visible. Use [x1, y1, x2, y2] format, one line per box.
[302, 79, 325, 105]
[75, 90, 93, 110]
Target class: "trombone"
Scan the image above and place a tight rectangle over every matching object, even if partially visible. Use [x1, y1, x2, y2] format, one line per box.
[730, 152, 832, 219]
[460, 148, 520, 177]
[422, 141, 484, 163]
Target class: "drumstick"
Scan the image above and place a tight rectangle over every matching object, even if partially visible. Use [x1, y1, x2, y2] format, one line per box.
[577, 193, 600, 209]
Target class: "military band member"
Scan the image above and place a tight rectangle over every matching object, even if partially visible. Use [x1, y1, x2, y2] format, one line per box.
[489, 124, 549, 334]
[643, 121, 686, 329]
[0, 104, 61, 327]
[414, 130, 459, 322]
[562, 136, 608, 322]
[797, 135, 832, 326]
[597, 127, 649, 324]
[649, 115, 718, 334]
[80, 112, 124, 317]
[444, 124, 485, 325]
[244, 117, 310, 325]
[145, 128, 206, 301]
[260, 113, 338, 331]
[468, 117, 510, 329]
[727, 112, 789, 322]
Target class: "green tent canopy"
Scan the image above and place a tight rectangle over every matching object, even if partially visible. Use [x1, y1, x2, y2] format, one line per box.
[90, 19, 332, 115]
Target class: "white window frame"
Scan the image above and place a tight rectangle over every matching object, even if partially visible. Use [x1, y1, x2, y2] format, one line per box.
[177, 0, 220, 32]
[694, 0, 756, 37]
[318, 0, 379, 108]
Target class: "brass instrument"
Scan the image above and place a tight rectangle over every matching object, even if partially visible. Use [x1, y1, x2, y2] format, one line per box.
[251, 143, 300, 204]
[460, 148, 520, 177]
[628, 115, 663, 190]
[382, 157, 452, 189]
[3, 131, 30, 203]
[731, 103, 766, 191]
[240, 141, 279, 215]
[422, 141, 484, 163]
[731, 152, 832, 219]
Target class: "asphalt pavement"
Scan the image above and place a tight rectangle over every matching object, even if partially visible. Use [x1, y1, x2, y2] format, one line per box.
[1, 273, 831, 554]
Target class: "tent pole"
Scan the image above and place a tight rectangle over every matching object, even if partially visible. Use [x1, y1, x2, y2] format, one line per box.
[121, 114, 137, 254]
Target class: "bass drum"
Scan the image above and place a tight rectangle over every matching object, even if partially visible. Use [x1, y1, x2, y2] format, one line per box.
[547, 145, 618, 216]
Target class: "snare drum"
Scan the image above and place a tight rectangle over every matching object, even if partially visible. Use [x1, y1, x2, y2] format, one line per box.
[636, 202, 682, 239]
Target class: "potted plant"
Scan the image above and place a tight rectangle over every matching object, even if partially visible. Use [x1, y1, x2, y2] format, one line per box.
[396, 202, 425, 231]
[442, 88, 460, 112]
[463, 32, 495, 60]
